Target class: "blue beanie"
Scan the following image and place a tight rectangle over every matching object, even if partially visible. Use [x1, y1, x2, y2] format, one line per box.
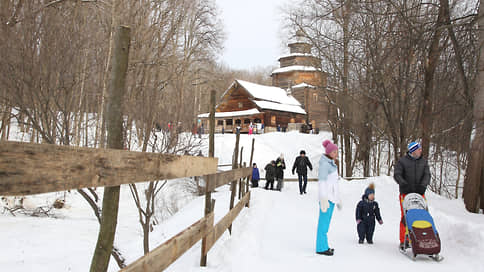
[364, 183, 375, 197]
[408, 142, 421, 153]
[365, 187, 375, 197]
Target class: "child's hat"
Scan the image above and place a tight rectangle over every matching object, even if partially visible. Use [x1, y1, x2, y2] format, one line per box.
[364, 183, 375, 196]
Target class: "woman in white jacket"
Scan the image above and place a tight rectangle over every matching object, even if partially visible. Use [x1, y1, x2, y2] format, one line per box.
[316, 139, 341, 256]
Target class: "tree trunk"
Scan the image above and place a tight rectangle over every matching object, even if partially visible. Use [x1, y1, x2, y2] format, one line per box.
[463, 0, 484, 213]
[421, 0, 446, 158]
[342, 0, 352, 178]
[90, 26, 130, 272]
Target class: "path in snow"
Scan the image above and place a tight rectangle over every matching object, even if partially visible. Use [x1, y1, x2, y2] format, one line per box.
[167, 177, 484, 272]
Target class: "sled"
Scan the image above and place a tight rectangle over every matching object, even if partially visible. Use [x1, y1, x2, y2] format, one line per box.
[400, 193, 443, 262]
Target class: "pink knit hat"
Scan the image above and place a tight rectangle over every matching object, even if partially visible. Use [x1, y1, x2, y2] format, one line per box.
[322, 140, 338, 155]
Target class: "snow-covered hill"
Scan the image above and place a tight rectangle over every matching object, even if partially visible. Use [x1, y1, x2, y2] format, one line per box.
[1, 132, 483, 272]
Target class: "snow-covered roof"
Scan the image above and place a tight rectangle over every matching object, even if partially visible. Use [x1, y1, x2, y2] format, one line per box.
[292, 82, 317, 89]
[235, 79, 301, 106]
[198, 108, 261, 118]
[271, 65, 321, 75]
[278, 53, 318, 60]
[252, 100, 306, 115]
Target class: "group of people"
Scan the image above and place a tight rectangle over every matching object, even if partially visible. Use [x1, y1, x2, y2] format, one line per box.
[315, 139, 430, 256]
[250, 154, 287, 191]
[250, 138, 431, 256]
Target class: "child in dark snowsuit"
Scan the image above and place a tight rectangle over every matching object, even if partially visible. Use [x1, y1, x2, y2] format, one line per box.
[355, 183, 383, 244]
[264, 161, 276, 190]
[251, 163, 260, 188]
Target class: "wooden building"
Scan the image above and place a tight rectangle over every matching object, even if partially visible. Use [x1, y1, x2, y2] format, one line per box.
[198, 79, 306, 133]
[271, 31, 330, 131]
[198, 31, 330, 133]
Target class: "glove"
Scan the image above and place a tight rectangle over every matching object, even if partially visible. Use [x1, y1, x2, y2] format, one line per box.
[356, 219, 362, 224]
[320, 198, 329, 213]
[379, 220, 383, 225]
[292, 170, 295, 175]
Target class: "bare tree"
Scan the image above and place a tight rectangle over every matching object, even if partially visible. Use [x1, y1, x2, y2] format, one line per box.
[463, 0, 484, 213]
[284, 0, 477, 190]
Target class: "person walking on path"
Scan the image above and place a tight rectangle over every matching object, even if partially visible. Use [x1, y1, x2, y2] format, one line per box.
[292, 150, 313, 195]
[251, 163, 260, 188]
[355, 183, 383, 244]
[316, 140, 341, 256]
[275, 154, 286, 191]
[394, 141, 430, 250]
[264, 160, 276, 190]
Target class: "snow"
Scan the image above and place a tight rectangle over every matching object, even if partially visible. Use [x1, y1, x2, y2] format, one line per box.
[271, 65, 321, 75]
[292, 82, 317, 89]
[197, 108, 260, 118]
[278, 53, 318, 60]
[251, 100, 307, 115]
[234, 79, 302, 106]
[2, 132, 484, 272]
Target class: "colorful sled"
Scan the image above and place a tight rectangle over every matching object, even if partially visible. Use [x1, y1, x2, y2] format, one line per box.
[400, 193, 443, 262]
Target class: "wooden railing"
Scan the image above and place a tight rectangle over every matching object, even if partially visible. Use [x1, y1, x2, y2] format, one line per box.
[0, 140, 252, 271]
[0, 141, 218, 196]
[121, 167, 252, 271]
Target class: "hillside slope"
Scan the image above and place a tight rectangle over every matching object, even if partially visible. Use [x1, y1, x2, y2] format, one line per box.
[1, 132, 483, 272]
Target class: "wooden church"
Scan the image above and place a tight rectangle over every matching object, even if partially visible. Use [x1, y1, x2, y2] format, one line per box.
[198, 32, 329, 133]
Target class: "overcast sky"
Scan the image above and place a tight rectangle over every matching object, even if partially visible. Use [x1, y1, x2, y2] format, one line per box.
[215, 0, 291, 71]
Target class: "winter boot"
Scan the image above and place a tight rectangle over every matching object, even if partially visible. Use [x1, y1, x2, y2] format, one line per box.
[316, 249, 334, 256]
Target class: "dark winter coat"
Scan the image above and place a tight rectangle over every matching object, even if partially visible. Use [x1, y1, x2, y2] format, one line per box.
[355, 195, 382, 224]
[394, 153, 431, 195]
[265, 163, 276, 181]
[275, 158, 286, 179]
[252, 168, 260, 181]
[292, 156, 313, 175]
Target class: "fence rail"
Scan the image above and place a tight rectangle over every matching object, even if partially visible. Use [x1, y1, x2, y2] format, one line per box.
[120, 166, 252, 272]
[121, 213, 215, 272]
[203, 191, 250, 255]
[258, 176, 368, 182]
[0, 140, 252, 271]
[0, 141, 218, 196]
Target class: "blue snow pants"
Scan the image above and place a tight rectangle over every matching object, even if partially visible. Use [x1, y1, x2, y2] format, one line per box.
[316, 201, 335, 252]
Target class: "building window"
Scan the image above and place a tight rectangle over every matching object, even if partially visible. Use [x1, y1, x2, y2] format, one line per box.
[238, 102, 243, 108]
[235, 119, 242, 125]
[226, 119, 233, 125]
[217, 120, 224, 126]
[254, 118, 261, 123]
[244, 119, 251, 124]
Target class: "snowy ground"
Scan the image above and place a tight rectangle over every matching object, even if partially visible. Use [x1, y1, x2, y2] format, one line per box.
[1, 132, 484, 271]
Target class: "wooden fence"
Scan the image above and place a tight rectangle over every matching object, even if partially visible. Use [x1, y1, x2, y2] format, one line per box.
[0, 140, 253, 271]
[121, 167, 252, 271]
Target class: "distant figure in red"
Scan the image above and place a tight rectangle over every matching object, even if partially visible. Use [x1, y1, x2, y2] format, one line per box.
[249, 122, 253, 135]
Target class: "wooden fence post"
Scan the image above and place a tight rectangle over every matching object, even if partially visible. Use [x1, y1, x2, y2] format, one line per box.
[200, 90, 216, 267]
[228, 132, 240, 234]
[90, 25, 130, 272]
[208, 90, 215, 158]
[247, 138, 255, 197]
[238, 147, 244, 199]
[242, 162, 247, 197]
